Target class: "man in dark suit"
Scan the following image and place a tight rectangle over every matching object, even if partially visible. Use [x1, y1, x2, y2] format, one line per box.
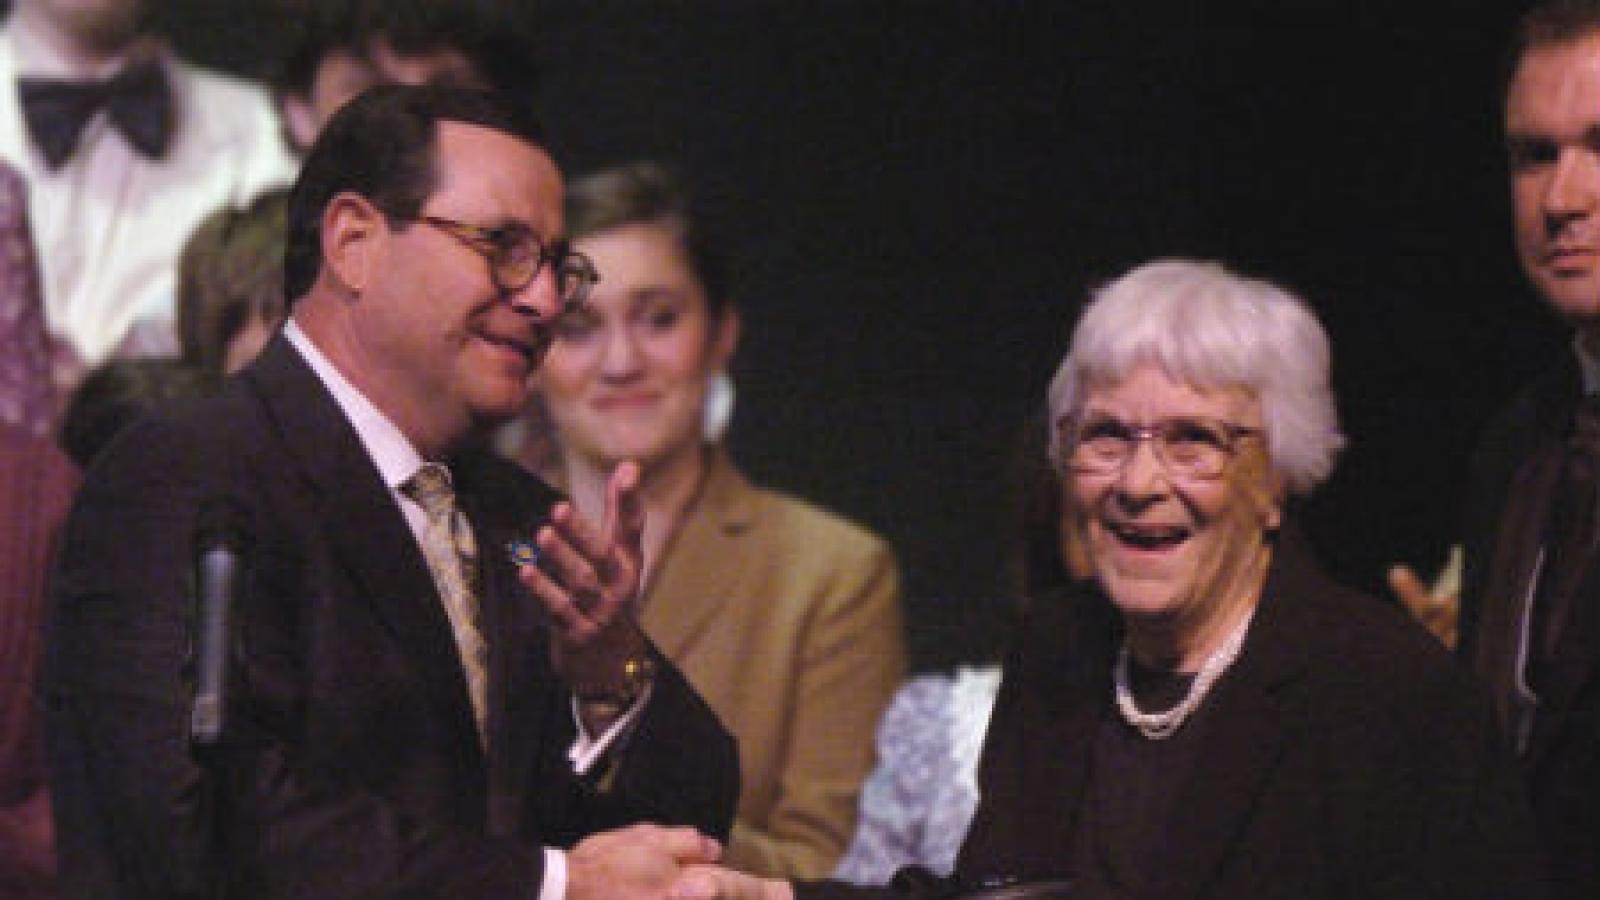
[42, 85, 737, 899]
[1457, 2, 1600, 897]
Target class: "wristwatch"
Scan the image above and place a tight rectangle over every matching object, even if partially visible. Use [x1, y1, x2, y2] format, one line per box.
[575, 649, 658, 719]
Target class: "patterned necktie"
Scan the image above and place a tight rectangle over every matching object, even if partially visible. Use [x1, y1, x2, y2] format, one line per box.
[18, 60, 174, 169]
[0, 163, 56, 437]
[1530, 394, 1600, 687]
[403, 463, 490, 749]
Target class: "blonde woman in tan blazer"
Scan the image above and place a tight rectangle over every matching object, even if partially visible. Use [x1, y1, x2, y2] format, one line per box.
[532, 162, 906, 878]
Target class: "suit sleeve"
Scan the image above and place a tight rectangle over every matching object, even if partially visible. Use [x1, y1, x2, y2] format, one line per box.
[723, 539, 907, 878]
[43, 416, 545, 899]
[564, 654, 741, 843]
[1389, 659, 1548, 899]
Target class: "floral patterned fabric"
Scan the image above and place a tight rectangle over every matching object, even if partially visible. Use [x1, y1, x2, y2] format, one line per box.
[0, 162, 55, 436]
[833, 665, 1002, 885]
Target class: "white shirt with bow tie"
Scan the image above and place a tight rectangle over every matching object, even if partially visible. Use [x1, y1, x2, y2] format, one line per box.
[0, 15, 294, 378]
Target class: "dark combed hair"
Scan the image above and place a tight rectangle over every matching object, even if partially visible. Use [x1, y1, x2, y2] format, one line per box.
[283, 84, 546, 304]
[276, 0, 539, 97]
[1502, 0, 1600, 99]
[565, 162, 733, 315]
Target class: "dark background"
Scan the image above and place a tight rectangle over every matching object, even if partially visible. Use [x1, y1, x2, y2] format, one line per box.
[22, 0, 1570, 668]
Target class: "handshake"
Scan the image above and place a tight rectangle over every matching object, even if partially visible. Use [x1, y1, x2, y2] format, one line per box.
[572, 826, 1074, 900]
[568, 824, 792, 900]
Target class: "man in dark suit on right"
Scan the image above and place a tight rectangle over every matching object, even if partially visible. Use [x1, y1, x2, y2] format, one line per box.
[1458, 2, 1600, 897]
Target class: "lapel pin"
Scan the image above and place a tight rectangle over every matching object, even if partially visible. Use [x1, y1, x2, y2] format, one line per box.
[506, 539, 541, 568]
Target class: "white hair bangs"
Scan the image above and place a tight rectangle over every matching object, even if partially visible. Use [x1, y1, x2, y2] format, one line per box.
[1048, 259, 1344, 494]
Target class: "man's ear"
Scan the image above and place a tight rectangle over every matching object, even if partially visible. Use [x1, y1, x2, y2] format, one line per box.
[321, 192, 381, 297]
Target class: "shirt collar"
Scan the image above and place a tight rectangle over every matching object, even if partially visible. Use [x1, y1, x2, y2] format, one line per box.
[284, 319, 427, 493]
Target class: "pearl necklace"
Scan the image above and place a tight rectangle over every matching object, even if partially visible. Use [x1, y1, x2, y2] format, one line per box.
[1113, 609, 1254, 740]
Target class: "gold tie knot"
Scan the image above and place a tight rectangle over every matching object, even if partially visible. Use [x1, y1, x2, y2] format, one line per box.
[404, 463, 457, 520]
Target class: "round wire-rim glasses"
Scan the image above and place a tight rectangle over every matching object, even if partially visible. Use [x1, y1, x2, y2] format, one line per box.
[410, 215, 600, 309]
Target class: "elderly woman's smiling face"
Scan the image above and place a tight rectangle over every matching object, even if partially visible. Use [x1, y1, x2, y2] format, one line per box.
[1067, 363, 1283, 653]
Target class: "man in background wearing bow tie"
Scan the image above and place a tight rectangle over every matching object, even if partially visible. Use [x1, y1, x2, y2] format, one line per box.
[0, 0, 294, 396]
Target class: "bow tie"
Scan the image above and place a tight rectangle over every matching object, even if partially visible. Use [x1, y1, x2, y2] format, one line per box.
[17, 60, 174, 169]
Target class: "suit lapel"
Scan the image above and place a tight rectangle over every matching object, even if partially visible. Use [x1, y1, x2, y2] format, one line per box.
[639, 450, 747, 657]
[958, 587, 1110, 880]
[1145, 542, 1311, 899]
[242, 337, 482, 761]
[1525, 558, 1600, 770]
[451, 449, 560, 834]
[1472, 365, 1598, 764]
[1474, 438, 1564, 730]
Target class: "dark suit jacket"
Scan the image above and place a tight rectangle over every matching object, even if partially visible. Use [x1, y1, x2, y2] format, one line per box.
[803, 533, 1542, 900]
[1460, 356, 1600, 899]
[42, 337, 738, 899]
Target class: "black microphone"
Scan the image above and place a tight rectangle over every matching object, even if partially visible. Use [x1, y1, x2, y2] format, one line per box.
[190, 498, 252, 749]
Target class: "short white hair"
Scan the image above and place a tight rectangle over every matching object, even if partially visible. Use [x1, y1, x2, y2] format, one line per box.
[1047, 259, 1344, 494]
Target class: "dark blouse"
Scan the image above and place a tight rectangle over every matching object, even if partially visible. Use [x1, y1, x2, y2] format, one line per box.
[1074, 663, 1213, 898]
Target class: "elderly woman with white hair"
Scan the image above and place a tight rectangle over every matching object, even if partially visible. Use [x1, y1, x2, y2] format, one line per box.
[672, 259, 1545, 900]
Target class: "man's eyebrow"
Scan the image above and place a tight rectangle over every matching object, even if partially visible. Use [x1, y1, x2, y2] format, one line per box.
[1504, 127, 1554, 144]
[1504, 122, 1600, 145]
[477, 219, 536, 241]
[1504, 131, 1557, 157]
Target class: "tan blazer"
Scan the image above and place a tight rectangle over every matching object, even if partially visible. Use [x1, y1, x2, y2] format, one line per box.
[642, 450, 906, 878]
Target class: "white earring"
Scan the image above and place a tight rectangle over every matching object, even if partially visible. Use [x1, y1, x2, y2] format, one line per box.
[702, 370, 735, 442]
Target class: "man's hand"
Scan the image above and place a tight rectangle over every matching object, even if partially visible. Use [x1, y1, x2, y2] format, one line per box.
[519, 462, 652, 720]
[670, 864, 796, 900]
[566, 823, 722, 900]
[1388, 545, 1462, 649]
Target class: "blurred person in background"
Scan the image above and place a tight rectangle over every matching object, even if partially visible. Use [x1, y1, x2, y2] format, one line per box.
[1388, 4, 1600, 895]
[536, 161, 906, 878]
[57, 357, 213, 469]
[1450, 3, 1600, 895]
[0, 159, 56, 435]
[0, 0, 294, 391]
[0, 422, 77, 899]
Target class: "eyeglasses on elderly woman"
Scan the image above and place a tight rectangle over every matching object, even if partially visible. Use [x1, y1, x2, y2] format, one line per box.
[1060, 414, 1263, 480]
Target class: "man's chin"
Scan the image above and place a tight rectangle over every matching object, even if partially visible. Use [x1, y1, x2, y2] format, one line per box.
[1533, 276, 1600, 326]
[468, 390, 534, 431]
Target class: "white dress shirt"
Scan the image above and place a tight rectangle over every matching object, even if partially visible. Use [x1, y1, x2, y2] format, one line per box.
[0, 16, 295, 374]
